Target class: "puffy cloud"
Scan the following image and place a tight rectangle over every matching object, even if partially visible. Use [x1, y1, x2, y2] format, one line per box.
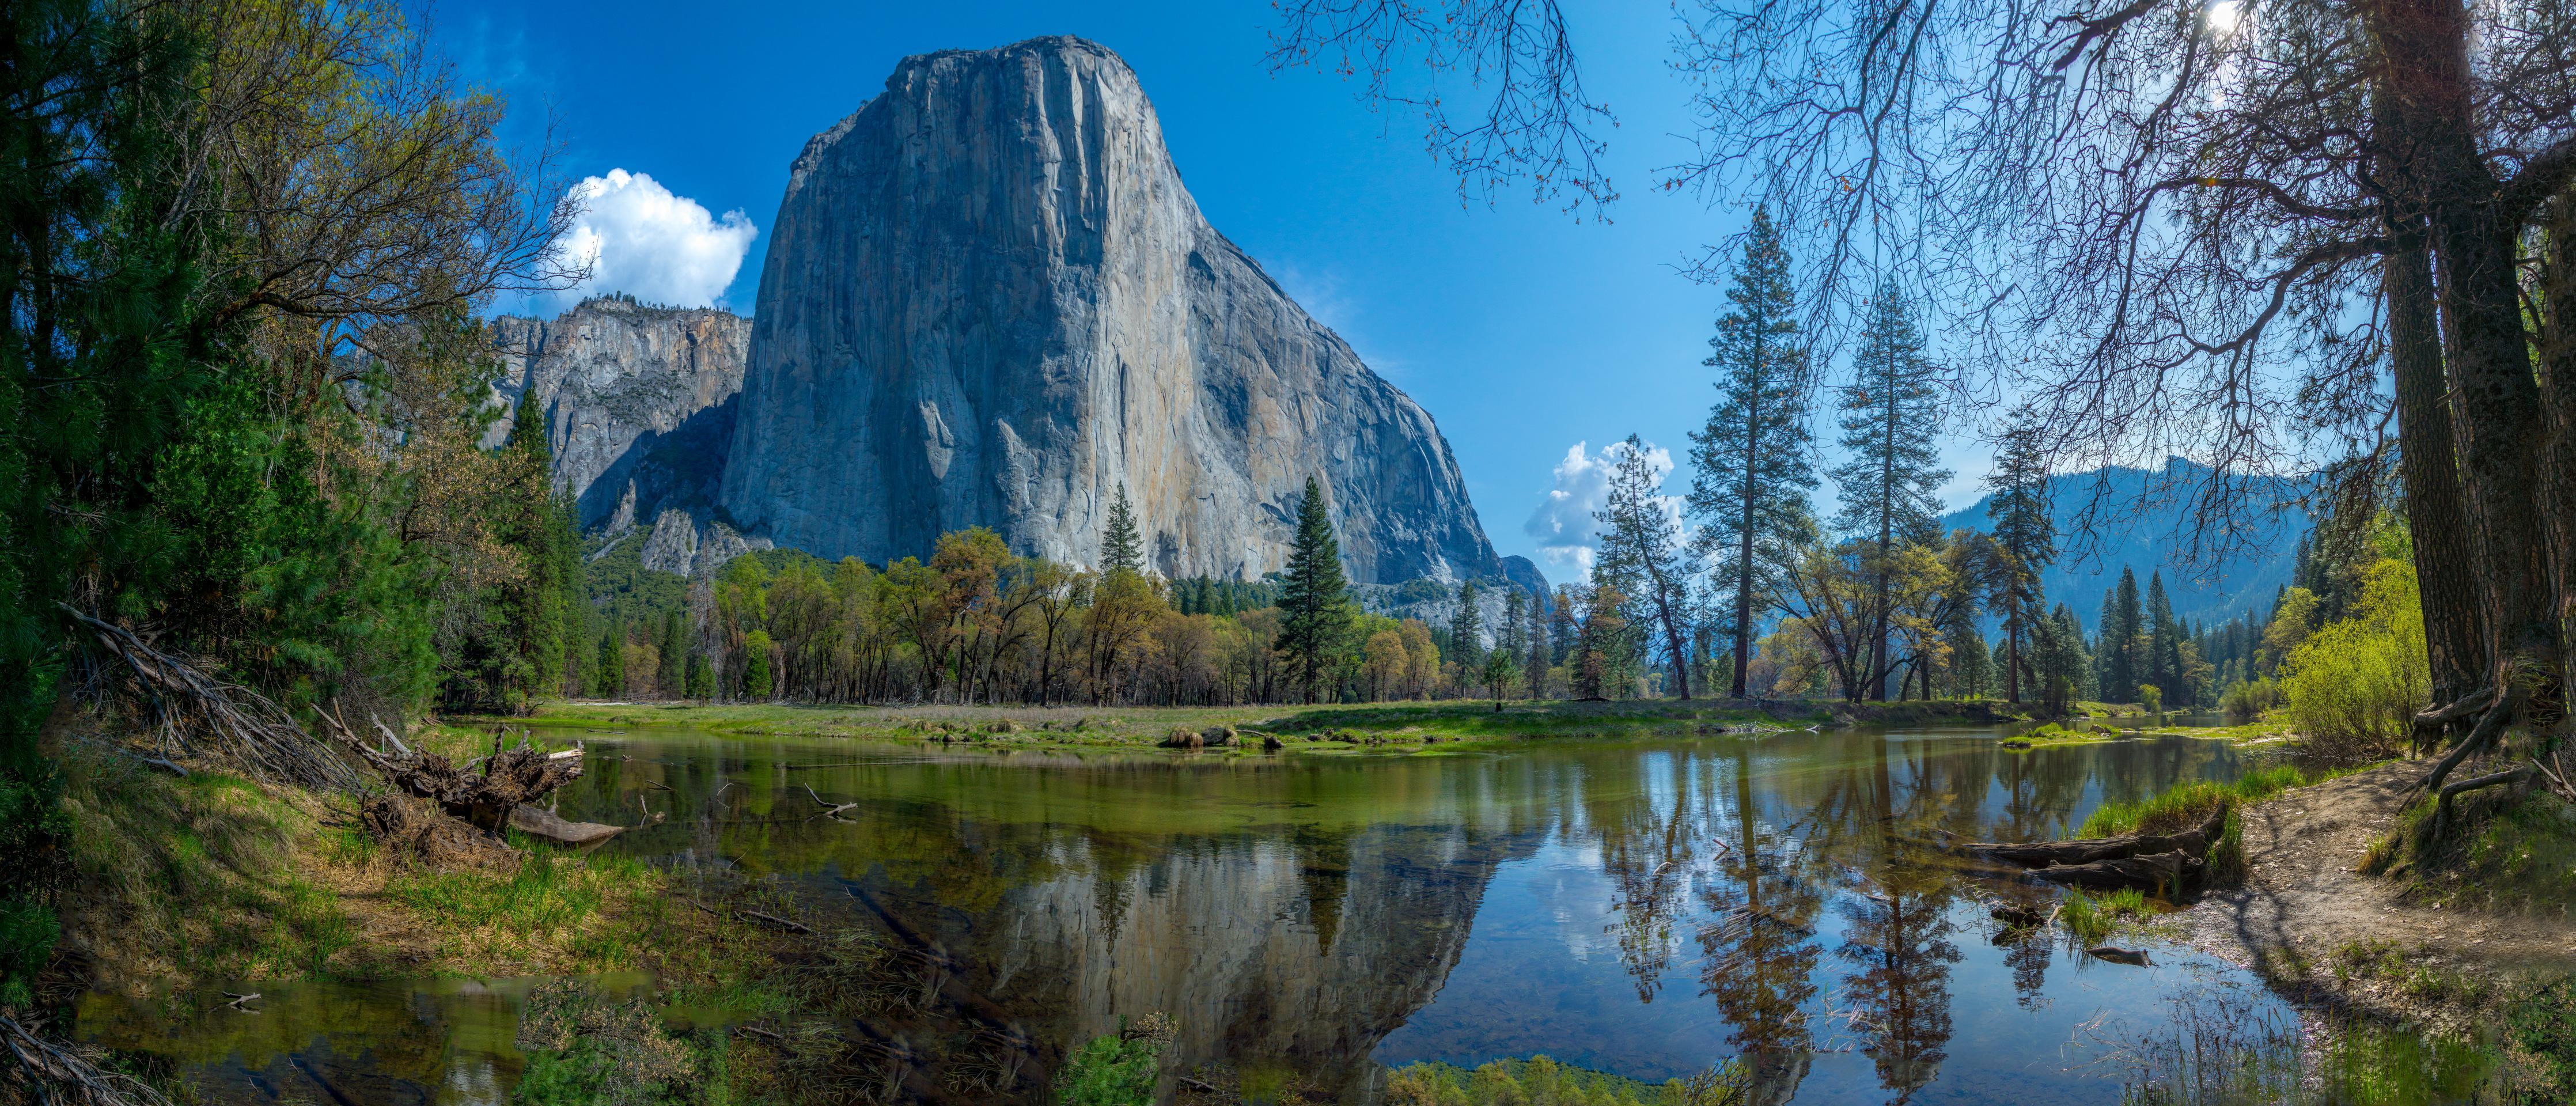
[546, 169, 757, 311]
[1524, 439, 1680, 578]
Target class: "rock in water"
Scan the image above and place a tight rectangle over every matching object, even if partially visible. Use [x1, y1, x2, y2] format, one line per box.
[721, 36, 1503, 584]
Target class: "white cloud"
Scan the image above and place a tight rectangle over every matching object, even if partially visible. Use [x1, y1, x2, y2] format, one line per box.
[546, 169, 757, 311]
[1524, 439, 1680, 579]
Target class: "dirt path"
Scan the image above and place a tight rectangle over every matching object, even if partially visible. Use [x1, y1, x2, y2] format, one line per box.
[2183, 762, 2576, 1022]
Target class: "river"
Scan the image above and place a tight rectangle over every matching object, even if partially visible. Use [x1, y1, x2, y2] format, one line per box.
[79, 722, 2316, 1104]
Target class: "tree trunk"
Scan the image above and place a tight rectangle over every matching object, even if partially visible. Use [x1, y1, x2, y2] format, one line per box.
[2383, 235, 2487, 709]
[2377, 0, 2564, 720]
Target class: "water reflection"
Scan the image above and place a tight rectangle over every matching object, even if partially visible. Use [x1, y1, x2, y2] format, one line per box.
[87, 725, 2292, 1104]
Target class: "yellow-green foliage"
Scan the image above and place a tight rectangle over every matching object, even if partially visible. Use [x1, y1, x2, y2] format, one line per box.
[1384, 1056, 1745, 1106]
[2282, 558, 2428, 761]
[2079, 765, 2308, 839]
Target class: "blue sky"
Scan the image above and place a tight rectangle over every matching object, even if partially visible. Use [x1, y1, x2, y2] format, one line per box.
[440, 0, 1993, 581]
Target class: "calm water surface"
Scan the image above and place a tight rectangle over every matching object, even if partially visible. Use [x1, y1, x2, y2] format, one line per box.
[81, 724, 2297, 1104]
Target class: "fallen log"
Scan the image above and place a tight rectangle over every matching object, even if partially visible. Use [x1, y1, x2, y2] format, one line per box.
[1962, 801, 2229, 869]
[2086, 946, 2154, 966]
[2028, 849, 2203, 892]
[507, 803, 644, 847]
[329, 710, 584, 835]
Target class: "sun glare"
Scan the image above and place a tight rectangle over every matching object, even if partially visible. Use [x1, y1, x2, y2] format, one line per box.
[2206, 0, 2245, 37]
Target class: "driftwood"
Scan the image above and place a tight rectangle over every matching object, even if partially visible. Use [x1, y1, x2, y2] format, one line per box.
[62, 605, 359, 791]
[1963, 801, 2229, 868]
[509, 803, 645, 846]
[330, 711, 584, 835]
[1, 1012, 174, 1106]
[2087, 946, 2154, 966]
[2028, 849, 2204, 892]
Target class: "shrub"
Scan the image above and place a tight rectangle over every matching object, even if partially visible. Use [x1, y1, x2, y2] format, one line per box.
[2282, 559, 2427, 763]
[1056, 1016, 1171, 1106]
[2219, 677, 2286, 719]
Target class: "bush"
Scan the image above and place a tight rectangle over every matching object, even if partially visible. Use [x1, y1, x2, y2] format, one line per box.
[1056, 1016, 1172, 1106]
[2508, 977, 2576, 1096]
[2282, 559, 2427, 763]
[2219, 677, 2286, 719]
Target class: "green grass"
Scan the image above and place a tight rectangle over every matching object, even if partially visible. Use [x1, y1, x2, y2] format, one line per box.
[386, 842, 664, 970]
[490, 696, 1877, 756]
[2078, 764, 2320, 838]
[2060, 888, 2151, 945]
[62, 752, 365, 988]
[2377, 786, 2576, 913]
[1385, 1055, 1745, 1106]
[2005, 722, 2115, 749]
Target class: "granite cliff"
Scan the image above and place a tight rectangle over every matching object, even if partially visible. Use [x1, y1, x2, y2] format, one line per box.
[718, 36, 1504, 585]
[487, 295, 765, 575]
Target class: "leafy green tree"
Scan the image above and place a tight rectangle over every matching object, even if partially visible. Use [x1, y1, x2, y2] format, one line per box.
[1101, 483, 1143, 574]
[1828, 279, 1950, 699]
[741, 630, 774, 700]
[1688, 208, 1818, 698]
[1277, 478, 1351, 702]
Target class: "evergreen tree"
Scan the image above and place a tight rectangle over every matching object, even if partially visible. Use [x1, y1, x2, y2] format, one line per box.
[1101, 483, 1143, 574]
[1827, 279, 1951, 699]
[1984, 407, 2055, 703]
[2102, 569, 2143, 703]
[493, 391, 578, 709]
[1524, 593, 1552, 698]
[1688, 209, 1818, 698]
[1277, 477, 1351, 702]
[595, 623, 626, 698]
[657, 609, 685, 695]
[2145, 571, 2181, 698]
[1453, 579, 1486, 674]
[1596, 435, 1702, 698]
[685, 651, 715, 700]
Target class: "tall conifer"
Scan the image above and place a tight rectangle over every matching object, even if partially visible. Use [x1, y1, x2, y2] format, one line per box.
[1277, 478, 1350, 702]
[1828, 279, 1950, 699]
[1688, 209, 1817, 698]
[1102, 483, 1143, 574]
[1453, 579, 1485, 669]
[1596, 435, 1700, 698]
[1984, 407, 2055, 703]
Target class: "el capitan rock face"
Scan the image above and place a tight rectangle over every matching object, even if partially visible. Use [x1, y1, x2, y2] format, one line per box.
[719, 36, 1503, 584]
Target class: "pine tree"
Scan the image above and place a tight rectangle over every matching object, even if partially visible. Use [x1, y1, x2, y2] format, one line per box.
[1524, 593, 1552, 698]
[1277, 477, 1351, 702]
[1984, 407, 2055, 703]
[2145, 571, 2180, 697]
[1688, 209, 1818, 698]
[1828, 279, 1950, 699]
[685, 651, 714, 700]
[1596, 435, 1700, 698]
[657, 609, 686, 695]
[596, 623, 626, 698]
[2103, 568, 2143, 703]
[1101, 483, 1143, 574]
[1501, 587, 1528, 663]
[497, 392, 576, 709]
[1453, 579, 1485, 672]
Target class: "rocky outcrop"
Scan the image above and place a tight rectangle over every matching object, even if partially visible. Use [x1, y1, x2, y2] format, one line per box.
[488, 294, 751, 539]
[719, 37, 1504, 585]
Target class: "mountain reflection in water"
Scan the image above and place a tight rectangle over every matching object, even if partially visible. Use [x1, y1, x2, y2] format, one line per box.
[85, 725, 2291, 1104]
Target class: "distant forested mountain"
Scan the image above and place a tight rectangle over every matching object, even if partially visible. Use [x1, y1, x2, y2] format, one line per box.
[1941, 457, 2311, 629]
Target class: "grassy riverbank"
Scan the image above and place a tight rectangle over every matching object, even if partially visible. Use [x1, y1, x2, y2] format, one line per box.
[483, 696, 2034, 755]
[51, 737, 771, 1010]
